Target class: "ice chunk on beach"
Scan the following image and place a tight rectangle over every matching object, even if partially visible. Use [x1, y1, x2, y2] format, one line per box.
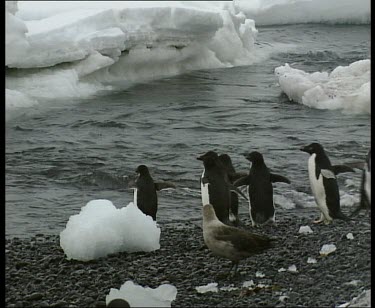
[242, 280, 255, 288]
[307, 257, 317, 264]
[274, 59, 370, 114]
[320, 244, 337, 256]
[299, 225, 313, 234]
[288, 265, 298, 272]
[60, 200, 160, 261]
[346, 233, 354, 240]
[220, 285, 239, 292]
[278, 268, 286, 272]
[106, 280, 177, 307]
[195, 283, 218, 293]
[256, 271, 265, 278]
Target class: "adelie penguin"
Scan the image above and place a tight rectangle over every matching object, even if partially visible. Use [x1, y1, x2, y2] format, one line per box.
[134, 165, 175, 221]
[350, 149, 371, 217]
[218, 153, 247, 226]
[300, 142, 355, 224]
[234, 151, 291, 227]
[197, 151, 248, 225]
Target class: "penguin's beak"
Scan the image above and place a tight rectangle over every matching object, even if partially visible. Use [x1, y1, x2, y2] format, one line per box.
[300, 145, 308, 153]
[197, 155, 203, 161]
[243, 153, 251, 160]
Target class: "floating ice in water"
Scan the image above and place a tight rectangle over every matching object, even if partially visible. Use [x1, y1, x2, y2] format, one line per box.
[299, 225, 313, 234]
[288, 265, 298, 272]
[60, 200, 160, 261]
[6, 1, 260, 117]
[274, 59, 370, 115]
[242, 280, 255, 288]
[256, 271, 265, 278]
[195, 283, 218, 294]
[278, 268, 286, 272]
[320, 244, 337, 256]
[346, 233, 354, 240]
[220, 285, 239, 292]
[106, 280, 177, 308]
[236, 0, 370, 26]
[307, 257, 317, 264]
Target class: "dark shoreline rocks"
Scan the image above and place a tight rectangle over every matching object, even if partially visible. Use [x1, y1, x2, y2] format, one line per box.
[6, 209, 371, 307]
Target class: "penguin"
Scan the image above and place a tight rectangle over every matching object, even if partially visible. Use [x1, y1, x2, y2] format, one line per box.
[351, 149, 371, 216]
[202, 203, 273, 276]
[218, 154, 247, 226]
[300, 142, 354, 224]
[234, 151, 291, 227]
[197, 151, 247, 225]
[134, 165, 175, 221]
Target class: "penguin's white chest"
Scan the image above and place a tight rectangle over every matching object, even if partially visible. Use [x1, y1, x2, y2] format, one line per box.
[133, 188, 138, 207]
[365, 169, 371, 204]
[308, 154, 330, 218]
[201, 170, 210, 206]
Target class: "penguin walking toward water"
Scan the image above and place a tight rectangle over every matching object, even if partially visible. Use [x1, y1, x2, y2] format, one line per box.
[234, 151, 291, 227]
[197, 151, 248, 225]
[351, 149, 371, 216]
[134, 165, 175, 221]
[300, 142, 355, 224]
[218, 154, 247, 226]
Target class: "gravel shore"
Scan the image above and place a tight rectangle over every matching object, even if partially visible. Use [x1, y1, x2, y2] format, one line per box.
[6, 209, 371, 307]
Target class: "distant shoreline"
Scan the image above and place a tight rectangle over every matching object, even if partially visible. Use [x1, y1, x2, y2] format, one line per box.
[6, 210, 370, 307]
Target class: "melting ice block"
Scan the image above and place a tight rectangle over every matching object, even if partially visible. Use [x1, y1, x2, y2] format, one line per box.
[195, 283, 218, 293]
[60, 200, 160, 261]
[106, 280, 177, 307]
[298, 225, 313, 234]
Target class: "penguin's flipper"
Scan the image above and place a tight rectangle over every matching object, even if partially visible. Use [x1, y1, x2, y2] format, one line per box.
[233, 175, 251, 187]
[228, 171, 248, 182]
[154, 181, 176, 191]
[332, 165, 355, 174]
[229, 184, 249, 201]
[270, 173, 291, 184]
[341, 161, 365, 170]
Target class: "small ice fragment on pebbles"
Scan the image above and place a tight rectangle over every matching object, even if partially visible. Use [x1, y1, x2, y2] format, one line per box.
[220, 285, 239, 291]
[320, 244, 337, 256]
[256, 271, 265, 278]
[299, 225, 313, 234]
[307, 257, 317, 264]
[346, 233, 354, 240]
[279, 295, 289, 302]
[288, 265, 298, 272]
[195, 283, 218, 293]
[337, 302, 350, 308]
[278, 268, 286, 272]
[242, 280, 255, 288]
[344, 280, 362, 286]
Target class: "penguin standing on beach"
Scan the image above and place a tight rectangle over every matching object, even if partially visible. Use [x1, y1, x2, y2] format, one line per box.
[197, 151, 248, 225]
[134, 165, 175, 221]
[218, 154, 247, 226]
[234, 151, 291, 227]
[300, 142, 354, 224]
[351, 149, 371, 216]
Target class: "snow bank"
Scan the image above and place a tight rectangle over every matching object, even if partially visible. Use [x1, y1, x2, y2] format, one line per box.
[275, 59, 370, 114]
[235, 0, 370, 25]
[60, 200, 160, 261]
[6, 1, 259, 117]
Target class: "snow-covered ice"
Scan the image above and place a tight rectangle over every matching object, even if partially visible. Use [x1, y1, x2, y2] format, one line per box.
[320, 244, 337, 256]
[275, 59, 370, 114]
[106, 280, 177, 307]
[60, 200, 161, 261]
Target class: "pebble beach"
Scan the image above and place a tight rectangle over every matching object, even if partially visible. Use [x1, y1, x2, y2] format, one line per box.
[6, 208, 371, 307]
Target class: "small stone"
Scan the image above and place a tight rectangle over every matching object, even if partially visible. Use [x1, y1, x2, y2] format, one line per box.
[25, 292, 43, 301]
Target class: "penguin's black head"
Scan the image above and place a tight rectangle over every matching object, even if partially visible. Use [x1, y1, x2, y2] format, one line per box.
[300, 142, 324, 155]
[244, 151, 264, 164]
[197, 151, 219, 167]
[135, 165, 150, 175]
[218, 153, 235, 174]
